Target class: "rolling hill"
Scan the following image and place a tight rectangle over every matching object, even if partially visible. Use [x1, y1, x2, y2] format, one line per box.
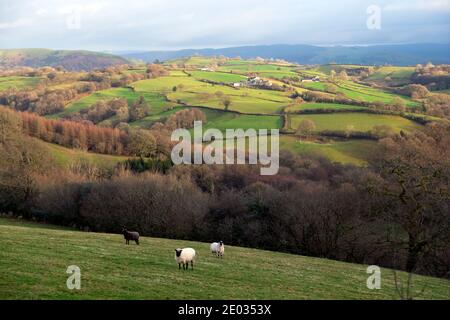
[0, 49, 129, 71]
[0, 217, 449, 300]
[121, 43, 450, 66]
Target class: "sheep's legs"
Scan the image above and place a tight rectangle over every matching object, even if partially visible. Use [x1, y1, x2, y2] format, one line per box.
[191, 261, 194, 270]
[179, 263, 181, 270]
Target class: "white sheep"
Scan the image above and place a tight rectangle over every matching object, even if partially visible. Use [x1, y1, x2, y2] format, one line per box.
[210, 241, 225, 258]
[175, 248, 196, 270]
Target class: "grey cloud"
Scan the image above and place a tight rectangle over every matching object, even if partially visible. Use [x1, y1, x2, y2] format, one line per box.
[0, 0, 449, 50]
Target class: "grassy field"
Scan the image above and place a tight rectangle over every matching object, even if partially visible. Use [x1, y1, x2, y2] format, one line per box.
[132, 76, 291, 114]
[286, 103, 367, 113]
[59, 87, 172, 116]
[0, 76, 42, 90]
[335, 81, 417, 107]
[280, 136, 376, 166]
[256, 71, 299, 79]
[301, 81, 328, 91]
[315, 64, 365, 75]
[280, 136, 376, 165]
[366, 66, 415, 84]
[289, 113, 422, 133]
[1, 217, 449, 300]
[201, 109, 282, 131]
[217, 62, 298, 78]
[190, 71, 247, 83]
[43, 140, 128, 169]
[129, 107, 184, 128]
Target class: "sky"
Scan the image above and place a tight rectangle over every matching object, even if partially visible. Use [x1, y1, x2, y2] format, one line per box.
[0, 0, 449, 51]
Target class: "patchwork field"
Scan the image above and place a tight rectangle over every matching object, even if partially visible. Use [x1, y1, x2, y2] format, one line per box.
[201, 109, 282, 131]
[366, 66, 415, 84]
[1, 56, 434, 166]
[285, 103, 367, 112]
[1, 218, 449, 300]
[190, 70, 247, 83]
[132, 76, 291, 114]
[280, 136, 377, 165]
[0, 76, 42, 90]
[59, 87, 172, 116]
[301, 81, 328, 91]
[289, 113, 422, 133]
[335, 81, 417, 107]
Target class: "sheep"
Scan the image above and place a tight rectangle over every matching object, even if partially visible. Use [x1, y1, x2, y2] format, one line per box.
[122, 228, 140, 245]
[210, 241, 224, 258]
[175, 248, 196, 270]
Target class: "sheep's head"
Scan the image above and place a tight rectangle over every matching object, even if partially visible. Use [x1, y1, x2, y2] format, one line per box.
[175, 249, 182, 257]
[122, 228, 128, 234]
[219, 241, 224, 246]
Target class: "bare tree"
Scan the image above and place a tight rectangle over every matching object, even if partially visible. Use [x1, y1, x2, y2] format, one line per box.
[369, 123, 450, 276]
[296, 119, 316, 138]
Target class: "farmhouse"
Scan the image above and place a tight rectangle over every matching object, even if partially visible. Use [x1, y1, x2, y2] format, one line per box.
[199, 67, 214, 72]
[247, 76, 273, 87]
[301, 76, 320, 83]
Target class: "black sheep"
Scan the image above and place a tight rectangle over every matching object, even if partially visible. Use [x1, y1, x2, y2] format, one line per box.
[122, 228, 140, 245]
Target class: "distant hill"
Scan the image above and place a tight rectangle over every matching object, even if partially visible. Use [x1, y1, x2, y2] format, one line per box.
[121, 43, 450, 66]
[0, 49, 129, 71]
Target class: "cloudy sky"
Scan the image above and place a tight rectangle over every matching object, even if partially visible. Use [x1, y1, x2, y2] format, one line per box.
[0, 0, 449, 51]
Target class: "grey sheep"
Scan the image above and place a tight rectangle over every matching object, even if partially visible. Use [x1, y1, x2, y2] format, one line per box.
[122, 228, 140, 245]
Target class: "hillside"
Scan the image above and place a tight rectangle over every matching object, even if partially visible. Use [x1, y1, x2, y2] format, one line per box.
[0, 217, 449, 300]
[1, 55, 435, 166]
[41, 140, 128, 169]
[0, 49, 129, 71]
[121, 43, 450, 66]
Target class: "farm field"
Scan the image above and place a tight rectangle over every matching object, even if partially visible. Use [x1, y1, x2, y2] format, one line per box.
[280, 136, 376, 165]
[286, 103, 367, 112]
[289, 113, 422, 133]
[133, 76, 290, 101]
[1, 56, 434, 166]
[132, 76, 291, 114]
[217, 62, 297, 75]
[42, 140, 128, 169]
[190, 70, 247, 83]
[315, 64, 365, 75]
[129, 107, 184, 128]
[335, 81, 417, 107]
[256, 71, 300, 79]
[0, 76, 42, 90]
[301, 81, 328, 91]
[58, 87, 172, 116]
[299, 79, 417, 108]
[1, 217, 449, 300]
[200, 109, 282, 131]
[366, 66, 415, 84]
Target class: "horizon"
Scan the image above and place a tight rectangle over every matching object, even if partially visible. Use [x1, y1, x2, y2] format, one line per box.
[1, 0, 449, 51]
[2, 42, 450, 54]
